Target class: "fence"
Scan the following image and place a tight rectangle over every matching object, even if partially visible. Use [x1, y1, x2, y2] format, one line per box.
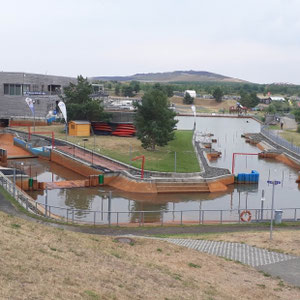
[261, 126, 300, 155]
[33, 202, 300, 227]
[0, 171, 39, 214]
[1, 170, 300, 227]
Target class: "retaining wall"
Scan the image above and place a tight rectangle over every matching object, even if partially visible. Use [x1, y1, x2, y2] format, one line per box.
[50, 150, 102, 177]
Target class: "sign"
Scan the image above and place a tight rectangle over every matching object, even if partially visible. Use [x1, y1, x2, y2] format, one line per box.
[267, 180, 281, 185]
[24, 91, 46, 96]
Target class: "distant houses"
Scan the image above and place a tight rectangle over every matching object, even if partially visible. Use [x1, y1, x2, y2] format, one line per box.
[260, 96, 285, 104]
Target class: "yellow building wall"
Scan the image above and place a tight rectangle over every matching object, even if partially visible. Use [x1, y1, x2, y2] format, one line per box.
[68, 123, 90, 136]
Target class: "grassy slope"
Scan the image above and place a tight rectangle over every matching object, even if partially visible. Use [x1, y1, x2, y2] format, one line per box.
[16, 126, 200, 173]
[280, 130, 300, 147]
[1, 211, 300, 300]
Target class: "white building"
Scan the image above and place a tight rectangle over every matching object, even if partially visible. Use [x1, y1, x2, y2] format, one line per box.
[184, 90, 197, 98]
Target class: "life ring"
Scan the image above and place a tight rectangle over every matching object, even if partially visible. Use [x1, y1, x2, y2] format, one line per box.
[240, 210, 252, 222]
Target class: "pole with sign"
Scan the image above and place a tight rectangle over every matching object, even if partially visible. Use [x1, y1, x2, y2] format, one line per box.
[267, 180, 281, 240]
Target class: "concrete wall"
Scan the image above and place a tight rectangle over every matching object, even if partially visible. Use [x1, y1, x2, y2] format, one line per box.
[51, 150, 102, 177]
[0, 72, 76, 119]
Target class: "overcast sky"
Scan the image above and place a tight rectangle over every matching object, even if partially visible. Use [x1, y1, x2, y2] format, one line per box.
[1, 0, 300, 84]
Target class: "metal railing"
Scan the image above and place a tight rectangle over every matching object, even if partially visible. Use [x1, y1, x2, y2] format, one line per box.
[0, 172, 38, 214]
[261, 126, 300, 155]
[1, 171, 299, 227]
[34, 202, 300, 227]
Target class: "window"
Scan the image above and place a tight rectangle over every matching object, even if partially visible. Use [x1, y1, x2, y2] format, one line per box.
[15, 84, 21, 95]
[4, 84, 24, 96]
[32, 84, 39, 92]
[9, 85, 15, 95]
[4, 84, 9, 95]
[23, 84, 30, 94]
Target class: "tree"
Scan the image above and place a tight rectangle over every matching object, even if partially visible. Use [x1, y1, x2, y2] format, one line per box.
[239, 92, 260, 108]
[62, 75, 109, 121]
[293, 108, 300, 123]
[213, 87, 223, 102]
[183, 92, 194, 104]
[130, 81, 140, 93]
[122, 85, 134, 97]
[115, 83, 121, 96]
[134, 87, 178, 150]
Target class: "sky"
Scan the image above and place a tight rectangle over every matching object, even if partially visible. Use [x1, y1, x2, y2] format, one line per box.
[1, 0, 300, 84]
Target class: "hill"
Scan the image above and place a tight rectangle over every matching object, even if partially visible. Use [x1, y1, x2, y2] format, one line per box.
[1, 208, 299, 299]
[92, 70, 246, 83]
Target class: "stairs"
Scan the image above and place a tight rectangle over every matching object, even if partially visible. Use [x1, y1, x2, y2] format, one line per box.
[156, 182, 210, 193]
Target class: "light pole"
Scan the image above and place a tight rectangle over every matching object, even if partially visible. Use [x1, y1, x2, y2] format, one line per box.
[267, 180, 281, 240]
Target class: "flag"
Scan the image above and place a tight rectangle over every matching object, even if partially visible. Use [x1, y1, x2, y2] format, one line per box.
[191, 105, 196, 117]
[58, 101, 67, 124]
[25, 97, 35, 115]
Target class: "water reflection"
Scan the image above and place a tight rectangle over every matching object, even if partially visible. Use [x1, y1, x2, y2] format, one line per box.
[20, 116, 300, 223]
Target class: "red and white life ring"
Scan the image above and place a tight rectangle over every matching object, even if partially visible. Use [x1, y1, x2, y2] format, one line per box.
[240, 210, 252, 222]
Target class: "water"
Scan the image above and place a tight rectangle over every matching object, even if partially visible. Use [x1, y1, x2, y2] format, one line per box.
[16, 116, 300, 224]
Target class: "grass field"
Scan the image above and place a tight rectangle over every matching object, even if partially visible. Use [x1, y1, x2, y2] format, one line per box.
[280, 130, 300, 147]
[15, 125, 200, 173]
[1, 210, 300, 300]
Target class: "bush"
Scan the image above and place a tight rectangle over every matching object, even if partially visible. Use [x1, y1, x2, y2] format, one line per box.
[297, 124, 300, 133]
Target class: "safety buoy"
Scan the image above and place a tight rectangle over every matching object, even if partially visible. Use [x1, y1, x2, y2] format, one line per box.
[240, 210, 252, 222]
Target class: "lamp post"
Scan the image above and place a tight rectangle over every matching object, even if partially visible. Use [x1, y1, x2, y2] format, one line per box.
[267, 180, 281, 240]
[82, 138, 89, 157]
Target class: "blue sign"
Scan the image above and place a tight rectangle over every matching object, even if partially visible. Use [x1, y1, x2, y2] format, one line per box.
[267, 180, 281, 185]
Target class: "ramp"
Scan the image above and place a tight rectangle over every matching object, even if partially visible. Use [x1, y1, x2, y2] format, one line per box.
[45, 180, 87, 190]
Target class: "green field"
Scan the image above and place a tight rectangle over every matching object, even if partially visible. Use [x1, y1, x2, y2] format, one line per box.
[101, 130, 201, 173]
[17, 126, 200, 173]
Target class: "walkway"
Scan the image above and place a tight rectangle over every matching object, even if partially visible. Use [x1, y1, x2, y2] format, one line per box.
[56, 145, 128, 172]
[160, 238, 300, 287]
[0, 133, 35, 159]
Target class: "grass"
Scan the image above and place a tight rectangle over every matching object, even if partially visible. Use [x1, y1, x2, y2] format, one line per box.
[1, 211, 300, 299]
[280, 130, 300, 147]
[15, 125, 200, 173]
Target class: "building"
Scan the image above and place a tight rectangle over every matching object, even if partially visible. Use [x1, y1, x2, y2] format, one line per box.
[0, 72, 76, 126]
[68, 120, 91, 136]
[260, 96, 285, 104]
[184, 90, 197, 98]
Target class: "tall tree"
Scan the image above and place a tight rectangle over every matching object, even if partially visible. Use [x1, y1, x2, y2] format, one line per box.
[183, 92, 194, 104]
[62, 75, 109, 121]
[130, 81, 141, 93]
[122, 85, 134, 97]
[213, 87, 223, 102]
[134, 87, 178, 150]
[239, 92, 260, 108]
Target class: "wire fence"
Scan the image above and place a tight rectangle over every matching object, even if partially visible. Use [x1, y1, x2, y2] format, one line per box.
[261, 126, 300, 155]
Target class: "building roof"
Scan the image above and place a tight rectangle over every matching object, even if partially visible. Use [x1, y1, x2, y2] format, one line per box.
[69, 120, 91, 125]
[270, 96, 285, 101]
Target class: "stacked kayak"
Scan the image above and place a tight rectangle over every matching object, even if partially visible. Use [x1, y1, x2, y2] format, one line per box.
[112, 124, 136, 137]
[92, 122, 113, 135]
[92, 122, 136, 137]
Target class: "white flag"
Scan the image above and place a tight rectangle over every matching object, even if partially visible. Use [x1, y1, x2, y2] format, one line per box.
[191, 105, 196, 117]
[58, 101, 67, 124]
[25, 97, 35, 115]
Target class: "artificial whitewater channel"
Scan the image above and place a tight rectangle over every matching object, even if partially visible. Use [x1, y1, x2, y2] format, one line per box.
[9, 117, 300, 224]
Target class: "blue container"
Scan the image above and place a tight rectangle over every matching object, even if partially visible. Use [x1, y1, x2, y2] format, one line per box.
[251, 170, 259, 183]
[237, 173, 243, 183]
[245, 174, 250, 183]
